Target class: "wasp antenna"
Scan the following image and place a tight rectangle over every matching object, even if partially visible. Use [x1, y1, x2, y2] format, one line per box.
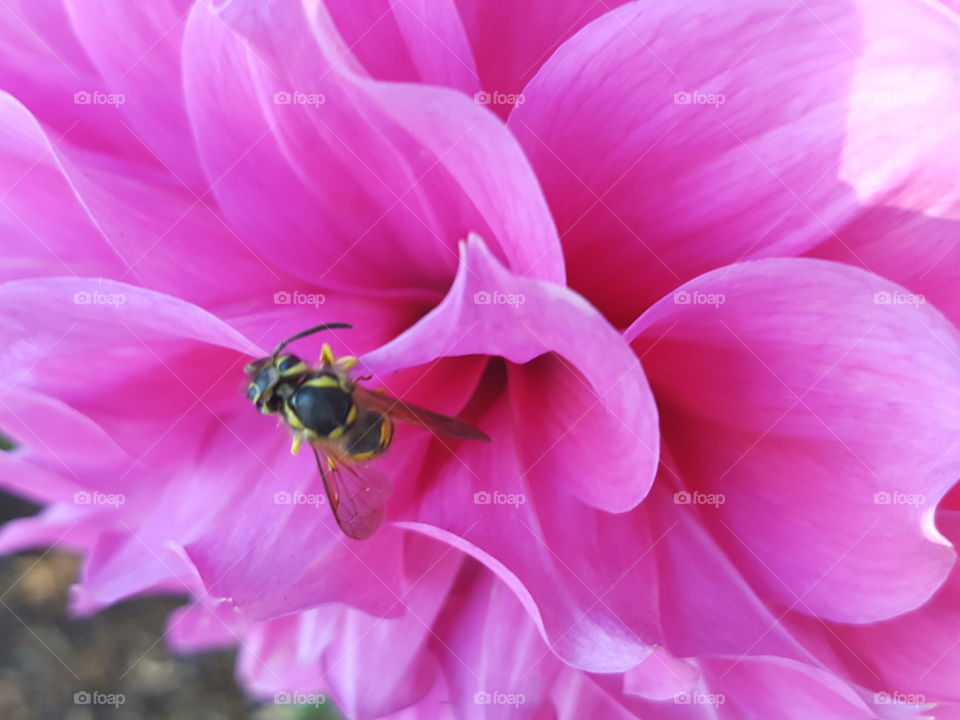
[271, 322, 353, 358]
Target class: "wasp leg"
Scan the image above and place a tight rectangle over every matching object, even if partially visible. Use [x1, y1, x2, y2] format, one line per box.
[320, 341, 357, 372]
[336, 356, 357, 371]
[291, 435, 303, 455]
[320, 342, 336, 367]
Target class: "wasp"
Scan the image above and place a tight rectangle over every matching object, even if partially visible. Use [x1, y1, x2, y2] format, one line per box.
[244, 323, 489, 539]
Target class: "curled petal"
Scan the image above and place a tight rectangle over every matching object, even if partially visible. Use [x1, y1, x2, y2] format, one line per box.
[627, 258, 960, 623]
[363, 234, 658, 513]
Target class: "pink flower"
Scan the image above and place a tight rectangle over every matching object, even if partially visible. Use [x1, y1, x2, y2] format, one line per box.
[1, 1, 959, 718]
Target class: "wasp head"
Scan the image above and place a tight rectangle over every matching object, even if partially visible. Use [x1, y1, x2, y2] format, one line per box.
[243, 353, 309, 412]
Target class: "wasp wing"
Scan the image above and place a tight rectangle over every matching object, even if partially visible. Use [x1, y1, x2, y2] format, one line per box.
[311, 445, 393, 540]
[352, 385, 490, 442]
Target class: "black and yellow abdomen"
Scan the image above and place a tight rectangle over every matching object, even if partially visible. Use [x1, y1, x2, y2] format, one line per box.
[343, 409, 393, 460]
[287, 375, 355, 438]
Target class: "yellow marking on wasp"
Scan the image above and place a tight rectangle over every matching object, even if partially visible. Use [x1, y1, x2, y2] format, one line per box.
[346, 404, 358, 425]
[303, 376, 340, 389]
[283, 405, 304, 429]
[350, 449, 378, 461]
[291, 436, 303, 455]
[320, 343, 336, 367]
[337, 355, 357, 371]
[327, 425, 346, 439]
[278, 361, 307, 377]
[327, 456, 338, 471]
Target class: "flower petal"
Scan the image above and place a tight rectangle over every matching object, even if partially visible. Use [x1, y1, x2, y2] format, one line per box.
[326, 0, 478, 93]
[0, 1, 152, 160]
[181, 0, 563, 298]
[356, 237, 661, 671]
[430, 562, 562, 719]
[627, 258, 960, 623]
[318, 536, 461, 719]
[233, 536, 461, 719]
[699, 656, 876, 720]
[456, 0, 622, 121]
[622, 645, 700, 702]
[167, 598, 241, 653]
[510, 0, 960, 324]
[182, 441, 412, 621]
[363, 235, 657, 513]
[0, 93, 126, 281]
[809, 207, 960, 328]
[802, 510, 960, 703]
[644, 479, 821, 663]
[64, 0, 208, 189]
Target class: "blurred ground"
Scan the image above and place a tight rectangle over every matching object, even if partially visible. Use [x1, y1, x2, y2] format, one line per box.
[0, 492, 339, 720]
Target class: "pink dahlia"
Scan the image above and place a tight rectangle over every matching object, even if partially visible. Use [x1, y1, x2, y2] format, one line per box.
[1, 0, 959, 718]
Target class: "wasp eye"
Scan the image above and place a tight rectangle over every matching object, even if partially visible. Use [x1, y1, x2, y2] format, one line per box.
[277, 355, 302, 373]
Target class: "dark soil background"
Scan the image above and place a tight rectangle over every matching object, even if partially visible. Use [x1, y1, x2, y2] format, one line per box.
[0, 491, 340, 720]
